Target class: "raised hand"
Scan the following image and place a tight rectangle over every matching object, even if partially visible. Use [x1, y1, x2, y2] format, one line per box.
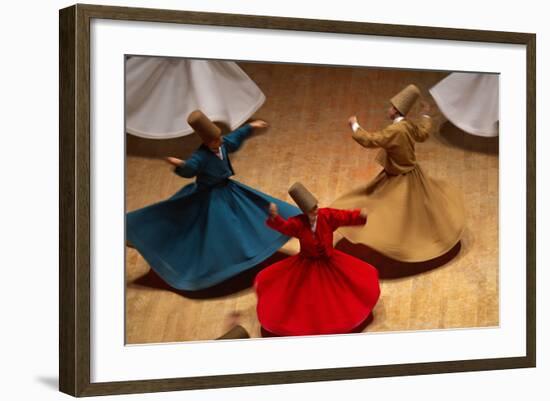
[268, 202, 279, 218]
[348, 115, 358, 128]
[250, 120, 269, 129]
[164, 157, 184, 167]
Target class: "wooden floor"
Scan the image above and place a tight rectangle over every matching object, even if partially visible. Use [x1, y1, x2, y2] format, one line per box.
[125, 62, 499, 344]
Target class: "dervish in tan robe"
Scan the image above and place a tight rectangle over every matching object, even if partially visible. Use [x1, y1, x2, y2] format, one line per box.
[332, 116, 465, 262]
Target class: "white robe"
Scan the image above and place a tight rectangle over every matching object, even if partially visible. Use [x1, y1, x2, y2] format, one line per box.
[429, 72, 499, 137]
[125, 57, 266, 139]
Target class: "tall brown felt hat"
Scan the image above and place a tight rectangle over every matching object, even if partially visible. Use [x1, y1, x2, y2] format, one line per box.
[390, 84, 421, 116]
[288, 182, 318, 213]
[187, 110, 221, 142]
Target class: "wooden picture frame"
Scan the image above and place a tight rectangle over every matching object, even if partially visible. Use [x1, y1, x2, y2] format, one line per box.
[59, 3, 536, 397]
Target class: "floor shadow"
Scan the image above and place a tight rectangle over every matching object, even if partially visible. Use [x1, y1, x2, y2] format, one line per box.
[434, 121, 499, 155]
[335, 239, 462, 279]
[126, 122, 232, 159]
[131, 251, 288, 299]
[351, 313, 374, 333]
[126, 132, 201, 159]
[215, 325, 251, 340]
[260, 314, 374, 337]
[35, 376, 58, 391]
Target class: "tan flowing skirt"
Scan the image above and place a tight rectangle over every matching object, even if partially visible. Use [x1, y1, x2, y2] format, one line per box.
[331, 164, 465, 262]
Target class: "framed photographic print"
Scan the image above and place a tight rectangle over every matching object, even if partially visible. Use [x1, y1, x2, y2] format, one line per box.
[59, 3, 536, 397]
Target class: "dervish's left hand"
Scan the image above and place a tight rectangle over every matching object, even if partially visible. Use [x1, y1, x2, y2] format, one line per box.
[250, 120, 269, 129]
[268, 203, 279, 218]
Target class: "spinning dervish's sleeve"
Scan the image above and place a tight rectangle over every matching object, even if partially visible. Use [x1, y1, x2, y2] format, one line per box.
[266, 215, 302, 237]
[223, 124, 253, 153]
[325, 208, 367, 230]
[352, 124, 401, 149]
[174, 151, 203, 178]
[414, 115, 432, 143]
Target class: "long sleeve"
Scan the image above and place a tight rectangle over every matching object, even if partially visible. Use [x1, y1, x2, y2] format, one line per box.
[325, 208, 366, 230]
[174, 152, 202, 178]
[413, 115, 432, 143]
[266, 215, 301, 237]
[352, 124, 400, 149]
[223, 124, 253, 153]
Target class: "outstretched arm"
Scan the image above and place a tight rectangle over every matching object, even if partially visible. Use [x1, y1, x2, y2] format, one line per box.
[413, 100, 433, 142]
[325, 207, 367, 230]
[165, 153, 202, 178]
[348, 115, 399, 149]
[266, 203, 301, 237]
[224, 120, 269, 153]
[223, 124, 252, 153]
[352, 125, 399, 149]
[414, 115, 432, 143]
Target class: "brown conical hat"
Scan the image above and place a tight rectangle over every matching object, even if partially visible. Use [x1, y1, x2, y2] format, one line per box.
[289, 182, 318, 213]
[390, 84, 421, 115]
[187, 110, 221, 142]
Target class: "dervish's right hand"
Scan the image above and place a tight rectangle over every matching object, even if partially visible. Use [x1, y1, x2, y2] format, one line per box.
[268, 203, 279, 218]
[164, 157, 185, 167]
[348, 115, 358, 131]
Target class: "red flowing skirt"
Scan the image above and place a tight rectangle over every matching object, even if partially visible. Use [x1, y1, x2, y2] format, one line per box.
[254, 250, 380, 336]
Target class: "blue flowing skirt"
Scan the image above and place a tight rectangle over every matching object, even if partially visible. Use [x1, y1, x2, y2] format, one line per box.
[126, 179, 300, 290]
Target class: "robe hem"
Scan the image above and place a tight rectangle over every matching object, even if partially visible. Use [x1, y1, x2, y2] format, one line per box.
[127, 229, 291, 291]
[336, 226, 465, 263]
[126, 93, 266, 139]
[430, 89, 498, 137]
[257, 310, 375, 337]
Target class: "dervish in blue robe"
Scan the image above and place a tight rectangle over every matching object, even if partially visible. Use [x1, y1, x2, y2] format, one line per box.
[126, 124, 300, 291]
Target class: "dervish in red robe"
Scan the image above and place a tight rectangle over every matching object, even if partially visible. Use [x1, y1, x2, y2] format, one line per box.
[255, 208, 380, 336]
